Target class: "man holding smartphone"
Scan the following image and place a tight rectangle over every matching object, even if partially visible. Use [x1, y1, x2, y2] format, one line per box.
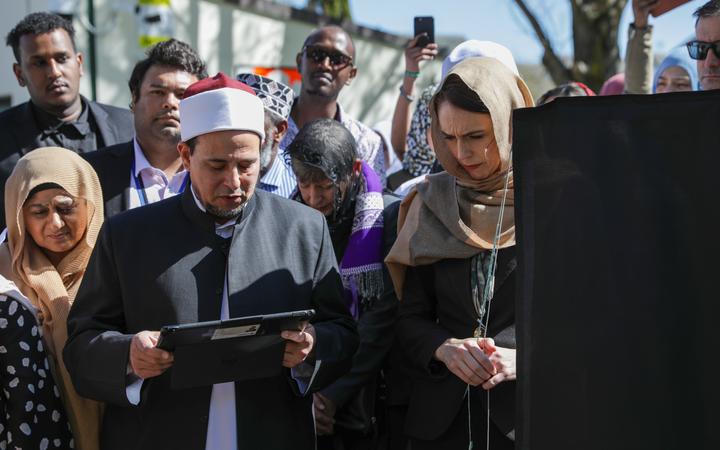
[282, 25, 387, 185]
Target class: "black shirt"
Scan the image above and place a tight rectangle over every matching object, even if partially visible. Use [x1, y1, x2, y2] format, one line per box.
[31, 99, 99, 153]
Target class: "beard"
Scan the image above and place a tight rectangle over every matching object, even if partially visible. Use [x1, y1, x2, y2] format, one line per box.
[206, 203, 245, 220]
[258, 136, 276, 178]
[205, 187, 249, 220]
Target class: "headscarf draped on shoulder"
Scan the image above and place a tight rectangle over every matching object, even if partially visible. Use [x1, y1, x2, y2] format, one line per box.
[385, 57, 534, 298]
[0, 146, 104, 450]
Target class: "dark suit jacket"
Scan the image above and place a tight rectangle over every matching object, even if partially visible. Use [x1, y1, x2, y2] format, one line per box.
[64, 188, 358, 450]
[82, 141, 134, 219]
[321, 194, 401, 432]
[0, 98, 133, 225]
[396, 248, 517, 442]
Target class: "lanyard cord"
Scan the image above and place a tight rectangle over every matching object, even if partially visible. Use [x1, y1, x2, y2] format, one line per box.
[131, 157, 190, 207]
[467, 160, 513, 450]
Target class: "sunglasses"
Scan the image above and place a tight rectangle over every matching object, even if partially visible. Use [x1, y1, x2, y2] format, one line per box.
[303, 46, 353, 68]
[686, 40, 720, 60]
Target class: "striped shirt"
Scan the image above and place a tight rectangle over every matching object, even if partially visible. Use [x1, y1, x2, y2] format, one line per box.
[257, 155, 297, 198]
[281, 103, 386, 186]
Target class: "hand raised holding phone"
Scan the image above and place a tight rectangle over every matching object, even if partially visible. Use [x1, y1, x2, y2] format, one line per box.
[405, 35, 438, 74]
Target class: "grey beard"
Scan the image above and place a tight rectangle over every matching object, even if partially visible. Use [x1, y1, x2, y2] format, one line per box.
[259, 137, 274, 177]
[206, 202, 244, 220]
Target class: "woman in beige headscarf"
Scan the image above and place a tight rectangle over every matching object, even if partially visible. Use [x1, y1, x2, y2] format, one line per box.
[0, 146, 104, 450]
[386, 57, 533, 450]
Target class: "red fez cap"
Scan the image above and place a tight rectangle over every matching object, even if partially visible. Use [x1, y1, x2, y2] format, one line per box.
[183, 72, 256, 99]
[179, 72, 265, 141]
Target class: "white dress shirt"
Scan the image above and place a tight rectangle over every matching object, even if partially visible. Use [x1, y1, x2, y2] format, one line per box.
[205, 219, 237, 450]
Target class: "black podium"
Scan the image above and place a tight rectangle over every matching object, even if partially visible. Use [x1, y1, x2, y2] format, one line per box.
[513, 90, 720, 450]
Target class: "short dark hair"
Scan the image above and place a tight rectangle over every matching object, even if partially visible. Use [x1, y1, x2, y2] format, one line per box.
[128, 38, 207, 103]
[302, 25, 356, 60]
[6, 12, 76, 63]
[185, 137, 197, 154]
[287, 118, 357, 184]
[695, 0, 720, 25]
[434, 74, 490, 114]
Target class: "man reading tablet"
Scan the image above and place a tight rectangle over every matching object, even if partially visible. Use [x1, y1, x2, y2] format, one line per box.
[64, 73, 358, 450]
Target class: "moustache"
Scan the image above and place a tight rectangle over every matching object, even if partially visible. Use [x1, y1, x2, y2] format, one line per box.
[155, 112, 180, 122]
[311, 70, 332, 80]
[47, 80, 68, 91]
[215, 187, 247, 198]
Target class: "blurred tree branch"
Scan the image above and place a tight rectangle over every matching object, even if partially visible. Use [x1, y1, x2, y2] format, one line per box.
[513, 0, 628, 90]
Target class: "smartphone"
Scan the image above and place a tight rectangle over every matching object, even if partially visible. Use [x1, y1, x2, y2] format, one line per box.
[414, 16, 435, 47]
[650, 0, 690, 17]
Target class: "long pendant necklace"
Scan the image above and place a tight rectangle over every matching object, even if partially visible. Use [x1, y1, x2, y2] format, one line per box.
[466, 164, 513, 450]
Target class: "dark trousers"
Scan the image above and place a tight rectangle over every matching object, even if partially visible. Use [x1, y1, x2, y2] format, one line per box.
[381, 405, 409, 450]
[317, 427, 378, 450]
[407, 391, 514, 450]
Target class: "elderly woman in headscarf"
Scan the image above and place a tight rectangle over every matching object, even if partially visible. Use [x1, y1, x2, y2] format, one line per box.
[0, 147, 104, 450]
[386, 57, 534, 450]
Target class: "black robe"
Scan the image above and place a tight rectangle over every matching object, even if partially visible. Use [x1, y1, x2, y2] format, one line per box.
[63, 187, 358, 450]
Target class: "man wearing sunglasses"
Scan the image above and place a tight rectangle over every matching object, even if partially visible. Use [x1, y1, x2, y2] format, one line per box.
[282, 25, 386, 186]
[688, 0, 720, 90]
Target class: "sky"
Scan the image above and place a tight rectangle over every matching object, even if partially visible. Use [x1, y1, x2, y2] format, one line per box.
[278, 0, 702, 64]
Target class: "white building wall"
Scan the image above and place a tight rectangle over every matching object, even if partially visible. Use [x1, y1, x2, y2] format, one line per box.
[2, 0, 441, 127]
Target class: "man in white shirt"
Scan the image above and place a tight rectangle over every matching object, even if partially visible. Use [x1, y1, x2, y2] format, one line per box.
[84, 38, 207, 217]
[282, 25, 386, 185]
[236, 73, 297, 198]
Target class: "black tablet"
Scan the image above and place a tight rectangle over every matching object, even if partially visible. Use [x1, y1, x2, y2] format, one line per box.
[156, 309, 315, 351]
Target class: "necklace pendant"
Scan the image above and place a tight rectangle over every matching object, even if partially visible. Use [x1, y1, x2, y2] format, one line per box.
[473, 326, 483, 338]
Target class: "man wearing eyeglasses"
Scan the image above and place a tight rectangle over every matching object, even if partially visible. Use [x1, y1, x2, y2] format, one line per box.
[688, 0, 720, 90]
[282, 26, 386, 186]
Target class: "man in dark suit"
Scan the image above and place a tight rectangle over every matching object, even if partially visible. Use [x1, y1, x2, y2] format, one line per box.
[64, 73, 358, 450]
[0, 12, 133, 223]
[84, 38, 207, 218]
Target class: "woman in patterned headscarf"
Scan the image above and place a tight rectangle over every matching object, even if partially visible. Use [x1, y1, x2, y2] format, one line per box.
[402, 84, 438, 177]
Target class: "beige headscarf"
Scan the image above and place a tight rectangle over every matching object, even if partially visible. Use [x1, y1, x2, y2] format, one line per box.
[385, 57, 534, 298]
[0, 146, 104, 450]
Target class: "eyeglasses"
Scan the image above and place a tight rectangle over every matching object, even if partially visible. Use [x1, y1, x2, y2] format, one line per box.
[686, 40, 720, 60]
[303, 46, 353, 68]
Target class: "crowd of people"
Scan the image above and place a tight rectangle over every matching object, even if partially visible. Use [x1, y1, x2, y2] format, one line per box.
[1, 0, 718, 449]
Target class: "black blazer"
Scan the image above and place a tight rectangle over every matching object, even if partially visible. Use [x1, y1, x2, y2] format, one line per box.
[396, 248, 517, 441]
[0, 98, 133, 224]
[82, 140, 134, 219]
[320, 195, 401, 432]
[64, 188, 358, 450]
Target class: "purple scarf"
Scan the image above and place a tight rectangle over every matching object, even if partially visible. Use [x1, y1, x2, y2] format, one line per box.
[340, 161, 385, 319]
